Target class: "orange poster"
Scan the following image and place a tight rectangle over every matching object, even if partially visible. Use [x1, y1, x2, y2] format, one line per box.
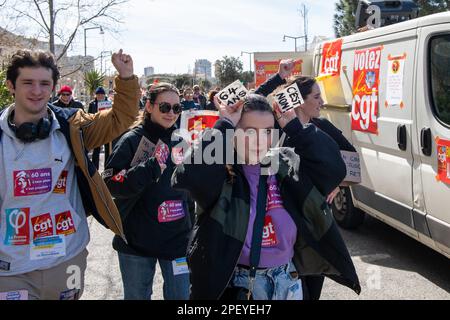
[255, 60, 302, 88]
[437, 138, 450, 184]
[319, 39, 343, 78]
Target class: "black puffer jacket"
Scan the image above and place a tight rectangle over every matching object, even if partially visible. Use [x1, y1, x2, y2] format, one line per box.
[104, 117, 192, 260]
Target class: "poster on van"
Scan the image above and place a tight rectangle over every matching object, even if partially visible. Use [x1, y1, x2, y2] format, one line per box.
[436, 138, 450, 185]
[386, 54, 406, 108]
[255, 60, 303, 88]
[351, 46, 383, 134]
[319, 39, 343, 78]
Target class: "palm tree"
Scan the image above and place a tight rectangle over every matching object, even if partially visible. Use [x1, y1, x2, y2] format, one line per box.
[84, 70, 106, 99]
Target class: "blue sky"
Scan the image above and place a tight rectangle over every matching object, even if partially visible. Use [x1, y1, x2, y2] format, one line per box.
[73, 0, 337, 76]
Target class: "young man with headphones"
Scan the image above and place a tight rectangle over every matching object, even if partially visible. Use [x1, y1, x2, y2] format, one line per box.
[0, 49, 140, 300]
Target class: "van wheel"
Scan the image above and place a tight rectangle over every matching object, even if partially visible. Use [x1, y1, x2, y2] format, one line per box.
[331, 187, 365, 229]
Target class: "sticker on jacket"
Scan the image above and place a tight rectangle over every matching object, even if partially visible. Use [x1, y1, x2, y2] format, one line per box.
[60, 289, 80, 300]
[13, 169, 52, 197]
[112, 169, 126, 183]
[158, 200, 186, 223]
[266, 176, 284, 211]
[55, 211, 76, 236]
[53, 171, 68, 194]
[30, 235, 66, 261]
[154, 140, 170, 166]
[172, 257, 189, 276]
[4, 208, 30, 246]
[0, 290, 28, 300]
[31, 213, 54, 240]
[262, 215, 278, 248]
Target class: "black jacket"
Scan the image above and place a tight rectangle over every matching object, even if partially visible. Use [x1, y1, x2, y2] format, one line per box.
[53, 98, 84, 110]
[104, 118, 192, 260]
[172, 119, 361, 300]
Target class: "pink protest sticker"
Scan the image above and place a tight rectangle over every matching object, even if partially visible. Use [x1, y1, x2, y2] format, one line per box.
[154, 141, 170, 166]
[266, 176, 284, 211]
[158, 200, 186, 223]
[13, 169, 52, 197]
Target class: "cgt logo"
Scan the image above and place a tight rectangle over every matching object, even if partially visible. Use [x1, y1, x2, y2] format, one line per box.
[31, 213, 54, 240]
[55, 211, 76, 236]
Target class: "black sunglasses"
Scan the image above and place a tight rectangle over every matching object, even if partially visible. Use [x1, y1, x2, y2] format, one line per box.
[158, 102, 182, 114]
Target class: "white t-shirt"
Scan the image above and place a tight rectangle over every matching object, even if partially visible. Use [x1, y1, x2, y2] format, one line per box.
[0, 106, 90, 276]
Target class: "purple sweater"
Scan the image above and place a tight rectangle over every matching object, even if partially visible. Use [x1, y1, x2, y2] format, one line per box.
[238, 165, 297, 268]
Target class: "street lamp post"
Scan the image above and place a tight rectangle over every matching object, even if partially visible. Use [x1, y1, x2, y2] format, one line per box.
[241, 51, 254, 73]
[84, 26, 104, 57]
[283, 35, 306, 52]
[100, 51, 112, 74]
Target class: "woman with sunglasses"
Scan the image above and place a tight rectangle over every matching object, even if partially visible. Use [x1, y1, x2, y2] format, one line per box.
[104, 83, 191, 300]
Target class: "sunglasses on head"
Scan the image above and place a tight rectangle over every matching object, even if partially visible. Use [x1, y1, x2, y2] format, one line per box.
[158, 102, 182, 114]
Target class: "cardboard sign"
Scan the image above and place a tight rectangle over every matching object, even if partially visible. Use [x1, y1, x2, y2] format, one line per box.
[273, 82, 304, 113]
[436, 138, 450, 185]
[255, 60, 303, 87]
[98, 100, 112, 111]
[351, 46, 383, 134]
[320, 39, 343, 78]
[386, 54, 406, 108]
[130, 136, 157, 167]
[217, 80, 248, 106]
[341, 150, 362, 183]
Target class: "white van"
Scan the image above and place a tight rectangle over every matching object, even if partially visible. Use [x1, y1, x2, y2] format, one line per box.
[313, 12, 450, 259]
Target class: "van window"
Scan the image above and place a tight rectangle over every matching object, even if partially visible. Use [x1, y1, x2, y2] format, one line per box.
[430, 35, 450, 126]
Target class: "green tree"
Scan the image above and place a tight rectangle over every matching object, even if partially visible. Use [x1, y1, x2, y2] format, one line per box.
[333, 0, 450, 38]
[84, 70, 105, 99]
[415, 0, 450, 16]
[214, 56, 243, 87]
[171, 74, 194, 89]
[239, 71, 255, 87]
[0, 69, 14, 110]
[333, 0, 359, 38]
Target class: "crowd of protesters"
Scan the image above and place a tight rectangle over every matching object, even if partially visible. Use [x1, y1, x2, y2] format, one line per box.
[0, 48, 360, 301]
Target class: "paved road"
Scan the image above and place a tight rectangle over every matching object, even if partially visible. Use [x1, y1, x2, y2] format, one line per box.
[82, 154, 450, 300]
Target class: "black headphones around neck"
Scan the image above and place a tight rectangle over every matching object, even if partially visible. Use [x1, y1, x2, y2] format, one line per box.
[8, 108, 53, 143]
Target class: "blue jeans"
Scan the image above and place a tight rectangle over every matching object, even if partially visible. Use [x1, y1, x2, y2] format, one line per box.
[231, 262, 303, 300]
[117, 252, 190, 300]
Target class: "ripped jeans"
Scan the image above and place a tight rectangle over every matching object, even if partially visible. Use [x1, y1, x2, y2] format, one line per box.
[230, 261, 303, 300]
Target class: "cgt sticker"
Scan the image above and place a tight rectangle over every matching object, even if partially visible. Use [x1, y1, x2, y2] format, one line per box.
[262, 215, 278, 248]
[55, 211, 76, 236]
[112, 170, 126, 183]
[31, 213, 54, 240]
[14, 169, 52, 197]
[53, 171, 68, 194]
[4, 208, 30, 246]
